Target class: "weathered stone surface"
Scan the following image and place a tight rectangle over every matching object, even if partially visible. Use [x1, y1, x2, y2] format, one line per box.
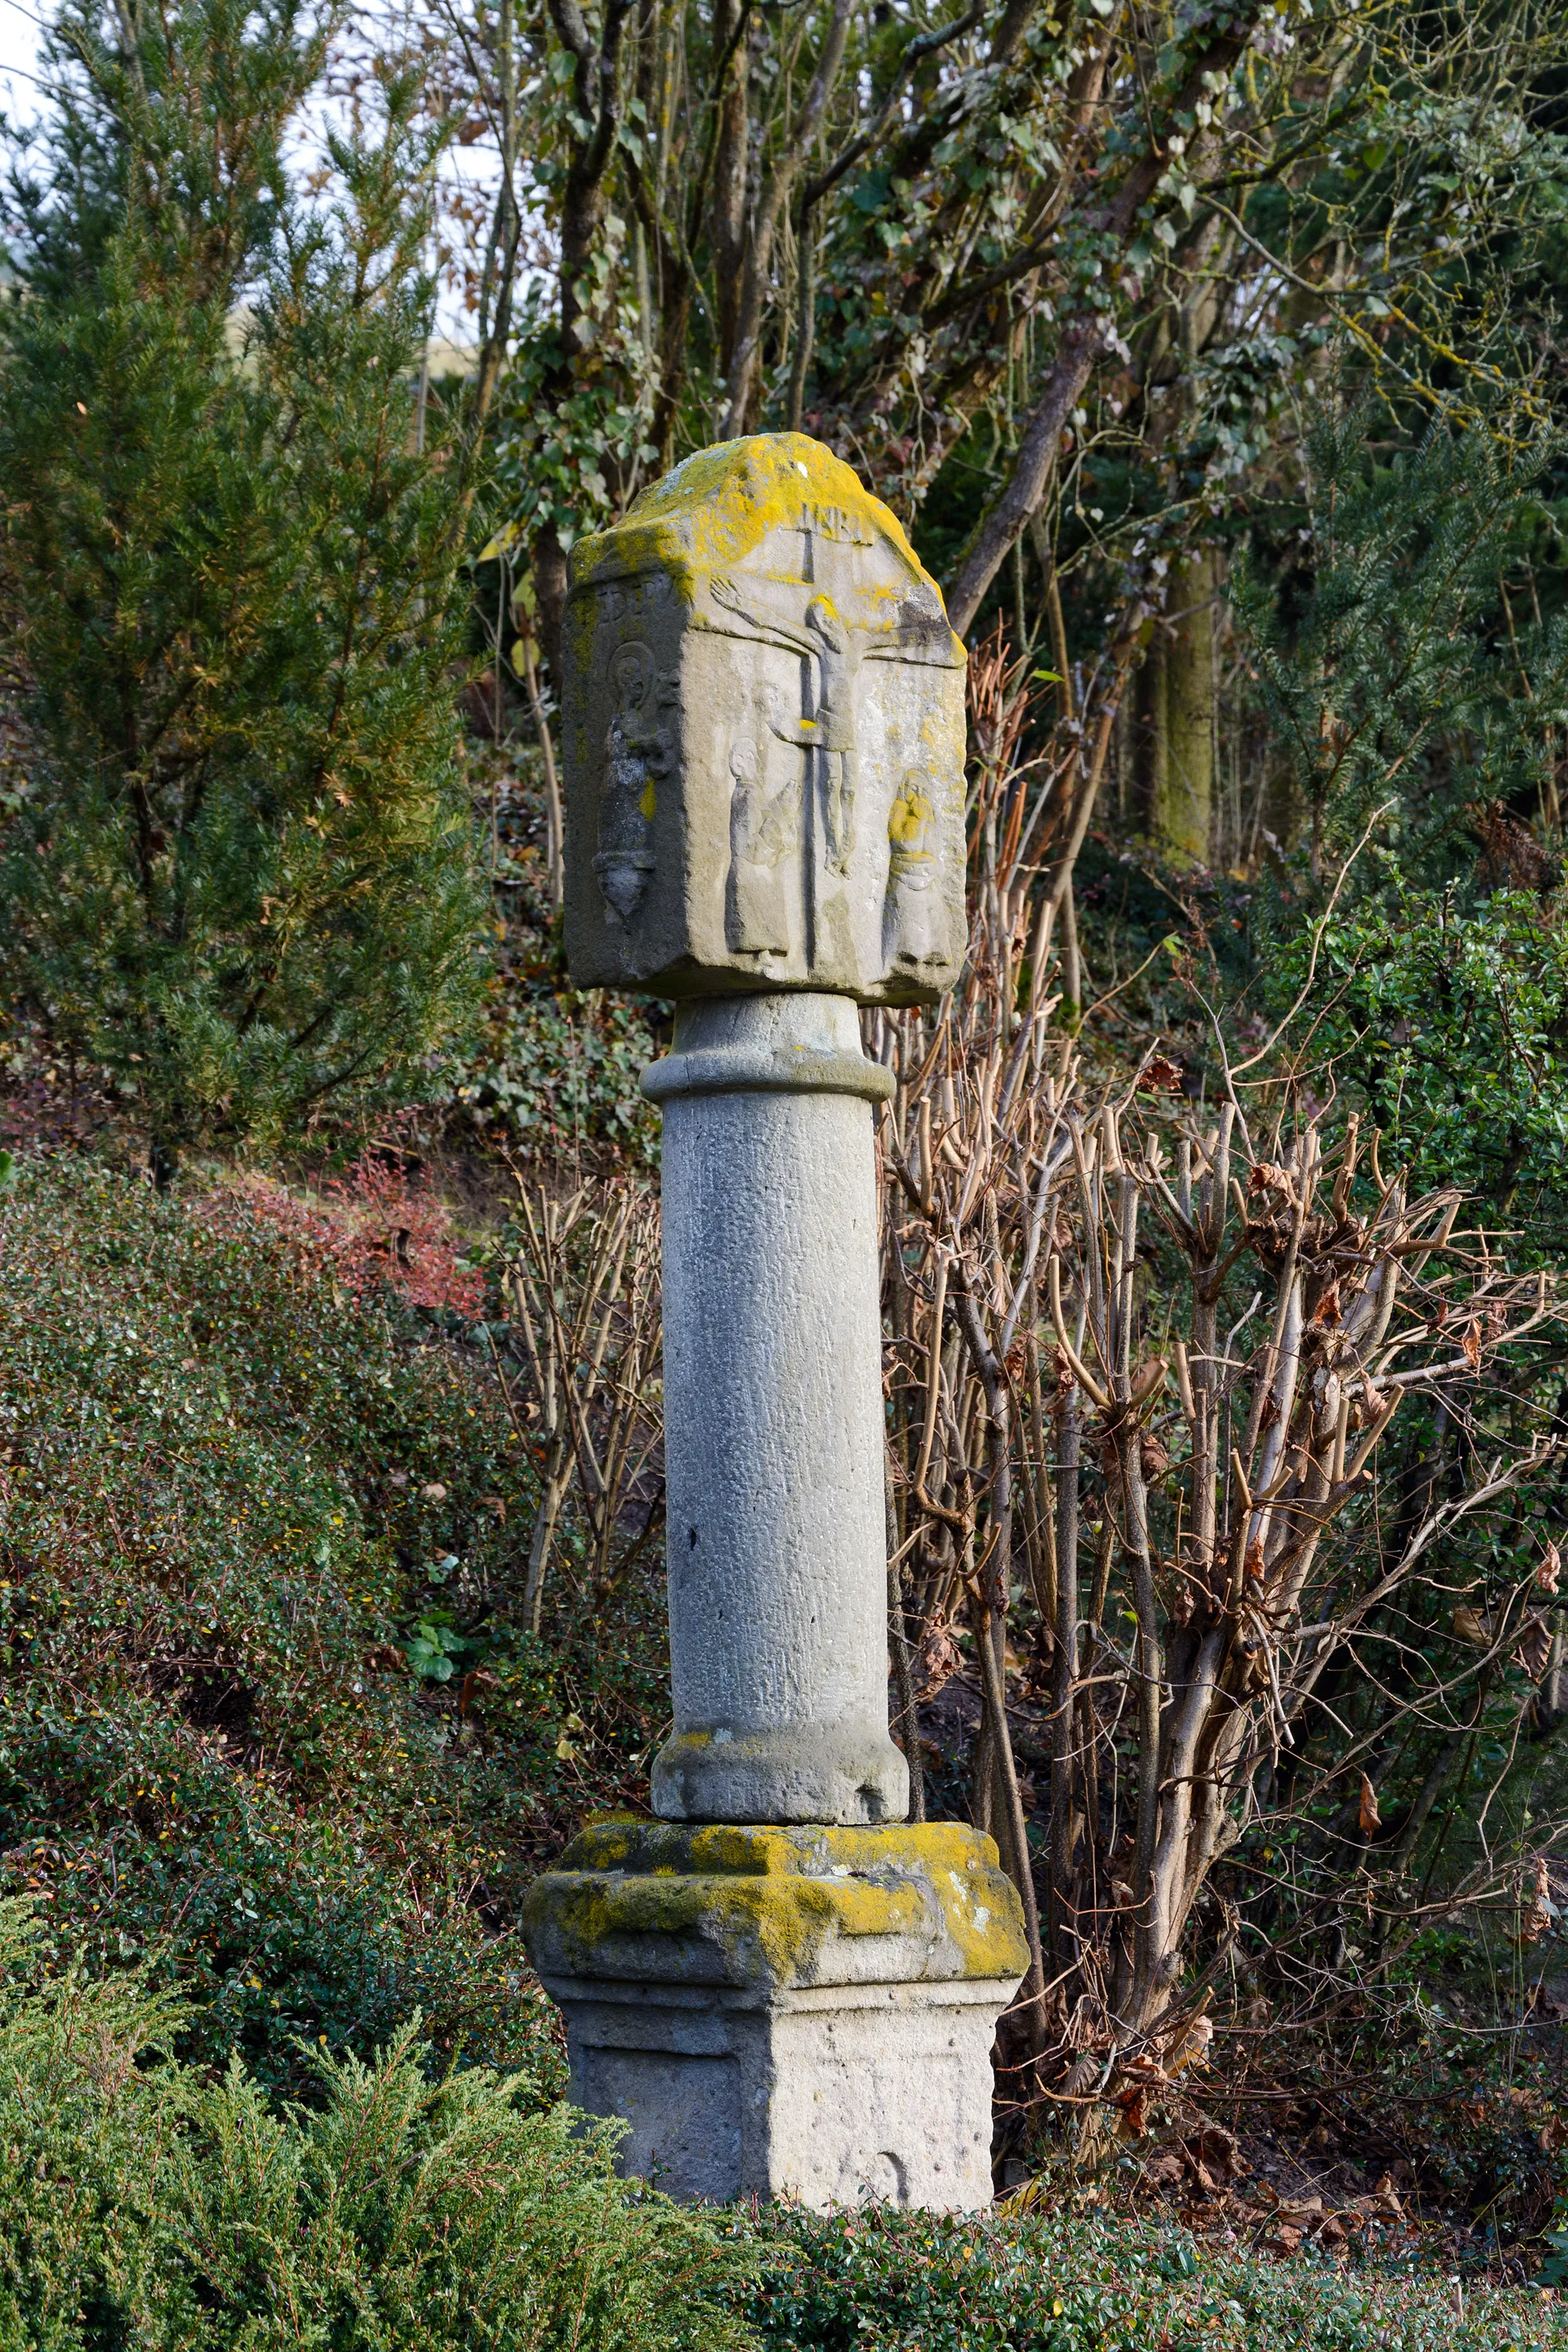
[555, 1980, 1007, 2209]
[562, 433, 966, 1007]
[524, 1818, 1028, 1988]
[523, 1820, 1029, 2209]
[645, 992, 906, 1826]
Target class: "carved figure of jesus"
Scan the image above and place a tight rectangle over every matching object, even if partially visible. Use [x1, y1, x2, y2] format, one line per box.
[765, 597, 858, 879]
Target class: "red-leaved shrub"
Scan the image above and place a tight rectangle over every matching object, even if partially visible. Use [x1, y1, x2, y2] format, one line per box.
[221, 1150, 483, 1318]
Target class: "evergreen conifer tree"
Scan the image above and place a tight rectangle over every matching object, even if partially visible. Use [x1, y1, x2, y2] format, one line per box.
[0, 0, 487, 1182]
[1236, 396, 1568, 1238]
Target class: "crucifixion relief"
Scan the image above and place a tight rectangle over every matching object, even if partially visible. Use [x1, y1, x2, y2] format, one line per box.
[709, 564, 881, 975]
[764, 596, 858, 879]
[561, 433, 965, 1007]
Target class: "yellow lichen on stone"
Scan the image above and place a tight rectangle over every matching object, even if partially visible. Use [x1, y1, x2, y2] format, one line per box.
[523, 1815, 1029, 1993]
[558, 429, 967, 1007]
[888, 779, 935, 848]
[568, 433, 960, 664]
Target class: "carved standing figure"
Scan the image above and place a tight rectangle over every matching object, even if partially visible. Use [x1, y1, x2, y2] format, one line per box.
[884, 769, 944, 971]
[804, 597, 858, 877]
[594, 641, 671, 925]
[727, 735, 792, 956]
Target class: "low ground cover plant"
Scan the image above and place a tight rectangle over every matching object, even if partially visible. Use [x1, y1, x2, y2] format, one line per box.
[4, 1886, 1561, 2352]
[735, 2203, 1568, 2351]
[0, 1151, 586, 2088]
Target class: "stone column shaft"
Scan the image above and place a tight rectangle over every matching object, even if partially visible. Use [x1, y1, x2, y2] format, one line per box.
[647, 991, 907, 1826]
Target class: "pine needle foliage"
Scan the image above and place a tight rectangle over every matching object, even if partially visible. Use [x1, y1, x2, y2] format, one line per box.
[0, 0, 488, 1184]
[0, 1899, 187, 2348]
[1233, 396, 1568, 881]
[0, 1898, 759, 2351]
[165, 2032, 759, 2351]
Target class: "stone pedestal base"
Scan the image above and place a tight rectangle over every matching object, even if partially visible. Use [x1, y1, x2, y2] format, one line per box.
[522, 1818, 1028, 2212]
[548, 1972, 1011, 2208]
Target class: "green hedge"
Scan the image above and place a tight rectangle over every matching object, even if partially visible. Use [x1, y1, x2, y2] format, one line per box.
[8, 1887, 1556, 2352]
[0, 1152, 575, 2091]
[731, 2205, 1568, 2352]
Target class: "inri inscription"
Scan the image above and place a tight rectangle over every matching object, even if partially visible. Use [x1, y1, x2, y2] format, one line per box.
[561, 433, 967, 1007]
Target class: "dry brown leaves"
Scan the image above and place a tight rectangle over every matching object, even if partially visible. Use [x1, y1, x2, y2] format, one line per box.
[1516, 1612, 1553, 1683]
[1140, 2158, 1412, 2260]
[1519, 1857, 1555, 1947]
[1358, 1774, 1381, 1837]
[913, 1611, 963, 1700]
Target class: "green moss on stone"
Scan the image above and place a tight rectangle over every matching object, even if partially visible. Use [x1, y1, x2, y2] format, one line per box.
[523, 1818, 1029, 1994]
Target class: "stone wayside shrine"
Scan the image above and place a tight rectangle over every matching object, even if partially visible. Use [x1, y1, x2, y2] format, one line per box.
[522, 434, 1027, 2210]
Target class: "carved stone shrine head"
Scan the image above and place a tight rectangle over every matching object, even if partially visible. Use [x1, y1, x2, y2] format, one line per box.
[561, 432, 967, 1006]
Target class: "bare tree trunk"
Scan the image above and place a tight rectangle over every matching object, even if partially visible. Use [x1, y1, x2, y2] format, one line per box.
[710, 0, 749, 372]
[532, 521, 570, 704]
[945, 318, 1104, 639]
[720, 0, 855, 436]
[536, 0, 635, 677]
[521, 640, 565, 914]
[1132, 624, 1167, 839]
[1156, 546, 1218, 863]
[940, 15, 1262, 637]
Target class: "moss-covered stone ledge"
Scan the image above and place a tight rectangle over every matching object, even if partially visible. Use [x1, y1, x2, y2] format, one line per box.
[521, 1817, 1028, 1996]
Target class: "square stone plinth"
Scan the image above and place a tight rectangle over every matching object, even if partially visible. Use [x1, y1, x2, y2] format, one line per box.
[521, 1819, 1029, 2212]
[551, 1974, 1011, 2208]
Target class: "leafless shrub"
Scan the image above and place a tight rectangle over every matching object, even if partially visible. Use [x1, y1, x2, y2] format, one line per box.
[872, 640, 1562, 2128]
[493, 1176, 662, 1632]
